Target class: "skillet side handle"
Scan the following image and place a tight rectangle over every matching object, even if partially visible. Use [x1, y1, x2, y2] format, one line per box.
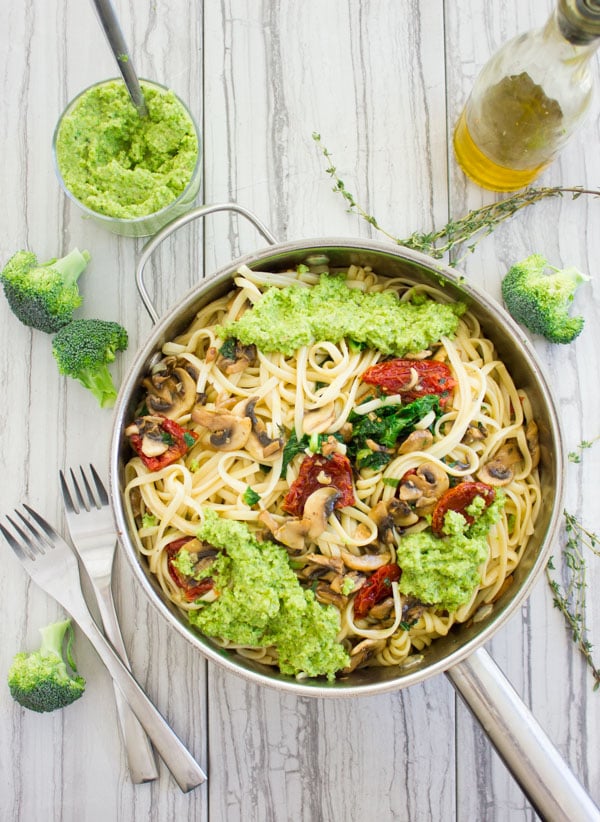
[135, 202, 279, 324]
[446, 647, 600, 822]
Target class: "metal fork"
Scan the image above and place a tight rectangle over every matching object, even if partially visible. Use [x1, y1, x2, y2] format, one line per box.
[59, 465, 158, 784]
[0, 504, 207, 793]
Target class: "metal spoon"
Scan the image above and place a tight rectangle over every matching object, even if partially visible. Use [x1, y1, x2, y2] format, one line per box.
[90, 0, 148, 117]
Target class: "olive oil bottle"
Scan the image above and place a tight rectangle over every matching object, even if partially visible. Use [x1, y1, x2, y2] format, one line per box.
[454, 0, 600, 192]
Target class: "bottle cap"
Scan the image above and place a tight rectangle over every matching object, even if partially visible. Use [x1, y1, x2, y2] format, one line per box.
[558, 0, 600, 44]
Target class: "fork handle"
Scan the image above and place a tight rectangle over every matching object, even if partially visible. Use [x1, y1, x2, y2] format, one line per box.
[94, 583, 159, 783]
[112, 686, 159, 783]
[67, 600, 206, 792]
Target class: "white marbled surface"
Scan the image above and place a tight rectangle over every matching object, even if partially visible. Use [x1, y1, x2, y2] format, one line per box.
[1, 1, 599, 820]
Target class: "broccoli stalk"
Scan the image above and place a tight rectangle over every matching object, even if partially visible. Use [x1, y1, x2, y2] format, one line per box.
[52, 319, 128, 408]
[0, 248, 91, 333]
[7, 619, 86, 713]
[501, 253, 589, 344]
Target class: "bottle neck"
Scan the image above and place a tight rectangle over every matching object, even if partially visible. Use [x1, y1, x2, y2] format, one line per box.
[556, 0, 600, 44]
[539, 4, 600, 66]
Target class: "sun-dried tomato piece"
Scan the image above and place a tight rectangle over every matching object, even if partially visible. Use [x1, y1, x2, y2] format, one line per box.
[282, 452, 355, 516]
[431, 482, 496, 536]
[362, 359, 456, 407]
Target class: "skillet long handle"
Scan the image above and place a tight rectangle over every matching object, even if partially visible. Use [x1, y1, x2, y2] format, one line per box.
[446, 647, 600, 822]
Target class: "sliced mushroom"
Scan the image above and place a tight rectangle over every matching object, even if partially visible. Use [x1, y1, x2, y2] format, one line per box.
[180, 359, 200, 382]
[402, 595, 426, 623]
[298, 563, 332, 583]
[298, 569, 343, 591]
[368, 596, 395, 621]
[478, 461, 513, 486]
[398, 461, 449, 512]
[372, 500, 391, 522]
[463, 422, 488, 445]
[526, 420, 540, 469]
[303, 487, 342, 540]
[340, 550, 392, 572]
[397, 429, 434, 455]
[398, 479, 422, 503]
[414, 496, 437, 513]
[192, 405, 252, 451]
[478, 441, 522, 486]
[330, 570, 366, 594]
[178, 538, 220, 575]
[388, 498, 420, 528]
[125, 416, 170, 458]
[240, 398, 284, 461]
[217, 340, 258, 375]
[143, 357, 199, 419]
[270, 518, 311, 552]
[303, 553, 345, 576]
[140, 435, 169, 458]
[369, 499, 418, 542]
[413, 462, 450, 497]
[342, 638, 384, 673]
[449, 460, 473, 473]
[257, 487, 340, 552]
[314, 582, 346, 609]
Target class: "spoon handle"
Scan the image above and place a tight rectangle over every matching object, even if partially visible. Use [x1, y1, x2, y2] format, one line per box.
[90, 0, 148, 117]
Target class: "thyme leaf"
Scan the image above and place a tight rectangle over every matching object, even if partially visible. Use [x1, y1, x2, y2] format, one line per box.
[568, 434, 600, 463]
[546, 511, 600, 691]
[312, 133, 600, 260]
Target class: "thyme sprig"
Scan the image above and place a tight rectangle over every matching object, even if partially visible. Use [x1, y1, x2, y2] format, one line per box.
[312, 133, 600, 259]
[568, 435, 600, 463]
[560, 434, 600, 691]
[550, 433, 600, 690]
[546, 513, 600, 691]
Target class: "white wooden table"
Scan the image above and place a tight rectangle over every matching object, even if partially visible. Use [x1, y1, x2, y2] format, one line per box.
[1, 1, 599, 820]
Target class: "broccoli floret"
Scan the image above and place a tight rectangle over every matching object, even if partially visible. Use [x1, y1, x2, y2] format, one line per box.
[0, 248, 91, 333]
[8, 619, 85, 713]
[501, 253, 589, 344]
[52, 319, 128, 408]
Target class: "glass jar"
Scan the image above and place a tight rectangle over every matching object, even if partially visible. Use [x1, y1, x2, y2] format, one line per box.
[53, 78, 202, 238]
[453, 0, 600, 192]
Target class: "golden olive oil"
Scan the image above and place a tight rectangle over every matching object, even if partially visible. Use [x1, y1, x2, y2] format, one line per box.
[453, 109, 552, 192]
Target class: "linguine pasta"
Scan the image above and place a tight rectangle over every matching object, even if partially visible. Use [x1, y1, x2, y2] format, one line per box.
[123, 263, 541, 676]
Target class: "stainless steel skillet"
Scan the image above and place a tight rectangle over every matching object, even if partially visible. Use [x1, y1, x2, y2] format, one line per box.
[110, 203, 600, 821]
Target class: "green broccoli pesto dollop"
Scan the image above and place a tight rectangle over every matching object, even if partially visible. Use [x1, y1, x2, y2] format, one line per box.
[186, 511, 349, 679]
[397, 494, 504, 611]
[55, 80, 199, 219]
[215, 274, 465, 357]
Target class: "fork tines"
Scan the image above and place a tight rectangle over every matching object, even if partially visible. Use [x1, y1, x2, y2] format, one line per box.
[0, 505, 58, 561]
[59, 465, 109, 514]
